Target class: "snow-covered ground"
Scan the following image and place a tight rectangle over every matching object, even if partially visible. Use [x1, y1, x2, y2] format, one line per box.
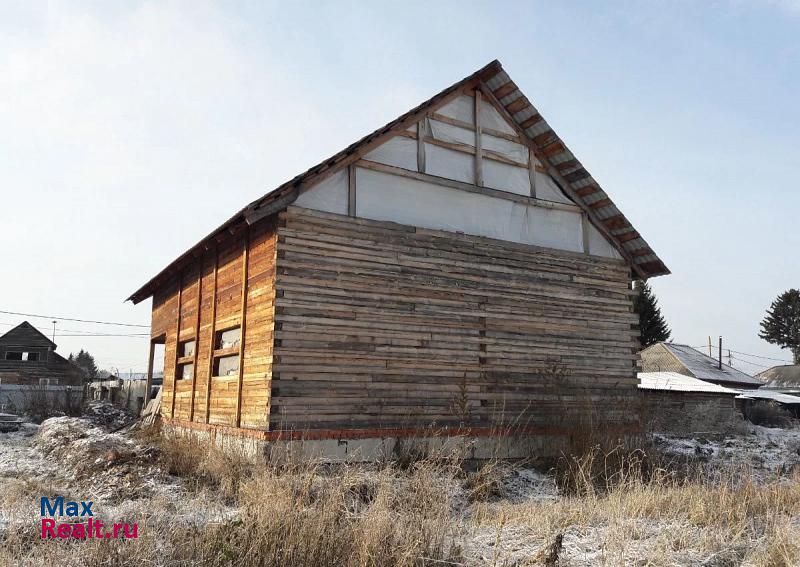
[1, 407, 799, 566]
[653, 423, 800, 480]
[0, 412, 235, 541]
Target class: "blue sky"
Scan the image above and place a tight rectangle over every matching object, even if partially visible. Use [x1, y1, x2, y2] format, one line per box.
[0, 1, 798, 373]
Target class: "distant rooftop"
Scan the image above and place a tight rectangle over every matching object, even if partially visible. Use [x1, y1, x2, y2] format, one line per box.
[640, 342, 764, 388]
[756, 365, 800, 388]
[638, 372, 739, 394]
[737, 388, 800, 405]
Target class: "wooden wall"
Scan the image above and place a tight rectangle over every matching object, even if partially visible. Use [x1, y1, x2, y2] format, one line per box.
[270, 206, 640, 433]
[152, 217, 277, 429]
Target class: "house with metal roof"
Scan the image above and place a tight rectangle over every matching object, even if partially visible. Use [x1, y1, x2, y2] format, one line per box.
[128, 60, 669, 458]
[638, 371, 742, 434]
[639, 342, 763, 389]
[756, 365, 800, 394]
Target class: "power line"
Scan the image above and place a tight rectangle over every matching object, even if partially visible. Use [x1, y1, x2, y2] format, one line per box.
[0, 321, 148, 337]
[687, 344, 793, 365]
[728, 349, 793, 364]
[729, 355, 770, 370]
[0, 309, 148, 328]
[57, 333, 150, 338]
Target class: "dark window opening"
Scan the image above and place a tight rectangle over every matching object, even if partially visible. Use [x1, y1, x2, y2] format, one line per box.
[213, 355, 239, 377]
[180, 340, 196, 357]
[178, 363, 194, 381]
[4, 351, 38, 361]
[215, 327, 241, 350]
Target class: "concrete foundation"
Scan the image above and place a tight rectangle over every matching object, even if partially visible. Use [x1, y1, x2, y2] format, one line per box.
[161, 418, 642, 463]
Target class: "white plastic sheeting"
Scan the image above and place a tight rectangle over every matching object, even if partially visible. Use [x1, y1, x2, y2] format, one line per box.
[482, 134, 528, 165]
[480, 99, 516, 135]
[587, 223, 623, 259]
[436, 94, 475, 125]
[364, 135, 418, 171]
[294, 168, 349, 215]
[424, 143, 475, 184]
[528, 206, 584, 252]
[533, 171, 574, 205]
[428, 118, 475, 147]
[355, 168, 584, 253]
[483, 159, 531, 196]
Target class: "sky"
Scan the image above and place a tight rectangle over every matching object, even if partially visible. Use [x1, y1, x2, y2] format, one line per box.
[0, 0, 798, 374]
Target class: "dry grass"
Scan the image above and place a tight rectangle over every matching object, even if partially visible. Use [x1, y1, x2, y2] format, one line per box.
[472, 445, 800, 566]
[3, 424, 800, 566]
[0, 430, 463, 567]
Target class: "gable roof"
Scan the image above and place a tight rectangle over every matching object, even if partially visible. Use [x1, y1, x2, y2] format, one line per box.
[128, 59, 669, 304]
[0, 321, 56, 350]
[653, 343, 763, 387]
[756, 365, 800, 388]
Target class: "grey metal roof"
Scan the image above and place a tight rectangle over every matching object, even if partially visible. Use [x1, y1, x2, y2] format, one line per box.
[737, 389, 800, 405]
[662, 343, 764, 387]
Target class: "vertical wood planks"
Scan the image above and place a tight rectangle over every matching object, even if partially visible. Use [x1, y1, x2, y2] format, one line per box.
[168, 272, 183, 419]
[474, 89, 483, 187]
[234, 228, 250, 428]
[204, 249, 219, 424]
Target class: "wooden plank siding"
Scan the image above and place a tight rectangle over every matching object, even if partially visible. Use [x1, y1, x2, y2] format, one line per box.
[151, 218, 278, 430]
[153, 205, 640, 436]
[269, 206, 640, 432]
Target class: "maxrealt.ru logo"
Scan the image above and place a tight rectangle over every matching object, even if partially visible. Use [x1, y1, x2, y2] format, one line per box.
[40, 497, 138, 540]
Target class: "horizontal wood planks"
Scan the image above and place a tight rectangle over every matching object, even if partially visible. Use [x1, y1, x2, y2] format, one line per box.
[154, 218, 278, 429]
[270, 206, 639, 431]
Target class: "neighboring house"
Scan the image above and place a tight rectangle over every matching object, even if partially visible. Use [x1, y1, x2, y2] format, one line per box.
[127, 60, 669, 457]
[756, 365, 800, 394]
[638, 372, 741, 434]
[736, 388, 800, 419]
[0, 322, 82, 386]
[639, 342, 763, 390]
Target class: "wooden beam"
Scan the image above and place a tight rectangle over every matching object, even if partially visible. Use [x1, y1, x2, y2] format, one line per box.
[188, 255, 204, 422]
[169, 272, 183, 419]
[429, 112, 521, 143]
[582, 213, 591, 256]
[348, 164, 356, 217]
[234, 228, 250, 428]
[417, 120, 426, 173]
[204, 249, 219, 424]
[476, 81, 646, 279]
[143, 340, 156, 408]
[245, 189, 299, 225]
[528, 147, 537, 199]
[356, 159, 581, 213]
[474, 89, 483, 187]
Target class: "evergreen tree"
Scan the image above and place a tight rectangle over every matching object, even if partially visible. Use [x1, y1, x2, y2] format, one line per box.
[759, 289, 800, 364]
[634, 280, 671, 348]
[70, 349, 99, 382]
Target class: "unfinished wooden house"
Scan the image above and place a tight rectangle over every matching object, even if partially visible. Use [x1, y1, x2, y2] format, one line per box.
[128, 61, 669, 456]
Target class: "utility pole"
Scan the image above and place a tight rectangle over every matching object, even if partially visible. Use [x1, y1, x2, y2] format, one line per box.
[728, 349, 732, 367]
[708, 336, 712, 358]
[718, 336, 723, 370]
